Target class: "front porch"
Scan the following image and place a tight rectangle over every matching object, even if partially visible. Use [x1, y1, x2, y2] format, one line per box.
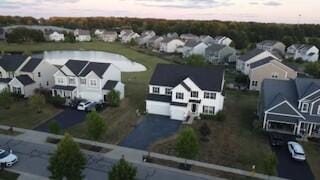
[51, 85, 77, 100]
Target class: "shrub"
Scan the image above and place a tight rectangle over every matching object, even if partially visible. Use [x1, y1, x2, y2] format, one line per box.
[47, 96, 66, 108]
[106, 90, 120, 107]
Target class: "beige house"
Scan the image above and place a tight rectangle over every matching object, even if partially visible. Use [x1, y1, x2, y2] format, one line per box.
[249, 57, 297, 91]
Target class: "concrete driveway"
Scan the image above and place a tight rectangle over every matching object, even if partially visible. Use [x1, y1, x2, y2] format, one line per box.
[270, 134, 314, 180]
[34, 108, 87, 132]
[120, 115, 181, 150]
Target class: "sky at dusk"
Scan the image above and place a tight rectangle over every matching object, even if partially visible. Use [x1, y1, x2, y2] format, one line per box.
[0, 0, 319, 24]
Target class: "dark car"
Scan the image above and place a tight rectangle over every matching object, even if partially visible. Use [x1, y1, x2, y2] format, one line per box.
[269, 133, 285, 147]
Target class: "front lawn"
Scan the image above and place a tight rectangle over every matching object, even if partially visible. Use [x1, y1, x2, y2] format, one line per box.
[0, 99, 60, 129]
[150, 90, 275, 174]
[303, 143, 320, 180]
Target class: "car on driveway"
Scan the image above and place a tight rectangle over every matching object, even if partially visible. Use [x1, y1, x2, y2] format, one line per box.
[77, 101, 96, 111]
[0, 149, 18, 167]
[288, 141, 306, 161]
[269, 133, 285, 147]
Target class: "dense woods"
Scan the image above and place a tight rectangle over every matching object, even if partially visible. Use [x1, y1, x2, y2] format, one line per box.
[6, 28, 45, 43]
[1, 16, 320, 49]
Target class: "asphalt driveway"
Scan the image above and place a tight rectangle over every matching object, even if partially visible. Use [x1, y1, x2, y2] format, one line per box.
[34, 108, 87, 132]
[270, 134, 314, 180]
[120, 115, 181, 150]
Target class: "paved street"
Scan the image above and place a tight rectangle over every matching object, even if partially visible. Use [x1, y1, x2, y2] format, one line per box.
[0, 136, 217, 180]
[34, 108, 87, 132]
[120, 115, 181, 150]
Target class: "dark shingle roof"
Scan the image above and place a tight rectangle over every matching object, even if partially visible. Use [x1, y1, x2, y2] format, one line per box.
[103, 80, 119, 90]
[15, 75, 35, 85]
[20, 58, 43, 72]
[184, 40, 201, 48]
[0, 78, 11, 83]
[150, 64, 224, 92]
[0, 54, 28, 71]
[250, 56, 274, 69]
[206, 44, 226, 52]
[295, 78, 320, 99]
[79, 62, 110, 78]
[239, 48, 265, 62]
[146, 94, 171, 103]
[52, 85, 76, 91]
[65, 60, 88, 75]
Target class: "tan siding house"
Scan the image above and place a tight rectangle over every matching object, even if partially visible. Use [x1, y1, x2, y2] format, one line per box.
[249, 58, 297, 91]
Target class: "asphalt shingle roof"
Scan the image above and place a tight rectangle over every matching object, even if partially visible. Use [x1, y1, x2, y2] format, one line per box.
[0, 78, 11, 83]
[52, 85, 76, 91]
[206, 44, 226, 52]
[239, 48, 265, 62]
[79, 62, 110, 78]
[150, 64, 224, 92]
[65, 60, 88, 75]
[146, 94, 171, 103]
[16, 75, 35, 85]
[0, 54, 28, 71]
[250, 56, 275, 69]
[103, 80, 119, 90]
[20, 58, 43, 72]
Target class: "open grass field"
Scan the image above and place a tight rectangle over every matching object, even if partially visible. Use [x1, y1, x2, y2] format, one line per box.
[0, 99, 60, 129]
[0, 42, 169, 143]
[150, 90, 275, 174]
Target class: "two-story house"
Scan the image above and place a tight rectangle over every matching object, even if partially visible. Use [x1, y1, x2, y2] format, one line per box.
[286, 44, 319, 62]
[182, 40, 208, 58]
[146, 64, 225, 121]
[74, 29, 91, 42]
[120, 31, 140, 44]
[256, 40, 286, 56]
[205, 44, 237, 63]
[213, 36, 232, 46]
[160, 38, 185, 53]
[0, 54, 58, 97]
[200, 35, 214, 46]
[236, 48, 279, 75]
[260, 78, 320, 138]
[146, 36, 164, 50]
[52, 60, 124, 102]
[137, 31, 156, 46]
[100, 31, 118, 42]
[49, 31, 65, 42]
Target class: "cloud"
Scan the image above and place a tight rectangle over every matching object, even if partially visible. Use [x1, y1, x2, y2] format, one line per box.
[0, 0, 80, 9]
[263, 1, 282, 6]
[123, 0, 234, 9]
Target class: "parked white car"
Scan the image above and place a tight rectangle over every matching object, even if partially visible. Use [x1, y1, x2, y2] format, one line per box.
[0, 149, 18, 167]
[77, 101, 96, 111]
[288, 141, 306, 161]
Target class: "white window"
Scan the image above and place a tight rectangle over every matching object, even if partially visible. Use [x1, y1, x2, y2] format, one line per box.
[152, 87, 160, 94]
[204, 92, 216, 99]
[57, 77, 64, 84]
[69, 78, 75, 85]
[176, 92, 184, 100]
[89, 79, 97, 87]
[38, 72, 41, 77]
[165, 88, 172, 95]
[251, 81, 258, 87]
[191, 91, 198, 98]
[203, 106, 215, 115]
[271, 72, 278, 79]
[301, 103, 309, 113]
[80, 78, 86, 85]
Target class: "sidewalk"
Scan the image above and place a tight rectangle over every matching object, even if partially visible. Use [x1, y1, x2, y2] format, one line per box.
[0, 125, 287, 180]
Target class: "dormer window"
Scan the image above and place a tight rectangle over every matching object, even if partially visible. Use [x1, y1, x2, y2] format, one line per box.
[191, 91, 198, 98]
[152, 87, 160, 94]
[301, 103, 309, 113]
[176, 92, 184, 100]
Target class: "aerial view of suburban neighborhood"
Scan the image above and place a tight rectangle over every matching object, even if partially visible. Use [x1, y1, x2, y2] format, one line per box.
[0, 0, 319, 180]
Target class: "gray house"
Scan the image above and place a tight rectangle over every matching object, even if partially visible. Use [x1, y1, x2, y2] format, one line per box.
[205, 44, 237, 63]
[256, 40, 286, 56]
[260, 78, 320, 138]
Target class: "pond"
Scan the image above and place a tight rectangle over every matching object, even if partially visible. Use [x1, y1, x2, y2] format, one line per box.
[34, 51, 146, 72]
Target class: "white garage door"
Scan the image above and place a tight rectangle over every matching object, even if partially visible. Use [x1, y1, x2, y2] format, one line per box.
[146, 101, 170, 116]
[170, 110, 185, 121]
[79, 92, 102, 102]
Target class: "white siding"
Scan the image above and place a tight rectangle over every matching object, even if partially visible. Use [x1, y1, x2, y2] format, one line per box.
[146, 101, 170, 116]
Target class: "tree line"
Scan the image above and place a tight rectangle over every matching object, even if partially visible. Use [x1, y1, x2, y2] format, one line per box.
[1, 16, 320, 49]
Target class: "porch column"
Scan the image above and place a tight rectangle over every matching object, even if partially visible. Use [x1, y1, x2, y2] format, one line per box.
[309, 124, 314, 136]
[297, 122, 301, 135]
[293, 124, 297, 134]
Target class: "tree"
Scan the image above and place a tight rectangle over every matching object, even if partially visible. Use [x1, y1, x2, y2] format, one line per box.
[175, 127, 199, 160]
[305, 62, 320, 78]
[29, 93, 46, 113]
[86, 111, 107, 141]
[199, 123, 211, 141]
[48, 133, 86, 180]
[263, 152, 277, 175]
[48, 121, 61, 135]
[106, 90, 120, 107]
[108, 157, 137, 180]
[0, 90, 14, 109]
[186, 55, 206, 66]
[235, 74, 249, 88]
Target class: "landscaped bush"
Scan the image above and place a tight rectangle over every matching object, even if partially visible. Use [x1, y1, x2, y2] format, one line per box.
[47, 96, 66, 108]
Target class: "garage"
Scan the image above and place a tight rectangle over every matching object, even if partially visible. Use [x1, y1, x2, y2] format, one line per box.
[146, 100, 170, 116]
[79, 92, 103, 102]
[170, 105, 188, 121]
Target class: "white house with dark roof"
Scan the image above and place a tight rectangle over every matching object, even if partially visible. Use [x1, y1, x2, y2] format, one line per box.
[256, 40, 286, 56]
[286, 44, 319, 62]
[49, 31, 65, 42]
[146, 64, 225, 121]
[236, 48, 280, 75]
[52, 59, 124, 102]
[182, 40, 208, 57]
[74, 29, 91, 42]
[213, 36, 232, 46]
[260, 78, 320, 138]
[160, 38, 185, 53]
[0, 54, 58, 97]
[100, 31, 118, 42]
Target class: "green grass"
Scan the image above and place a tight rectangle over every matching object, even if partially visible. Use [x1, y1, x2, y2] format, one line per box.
[302, 143, 320, 180]
[151, 90, 274, 174]
[0, 41, 170, 143]
[0, 170, 19, 180]
[0, 99, 60, 129]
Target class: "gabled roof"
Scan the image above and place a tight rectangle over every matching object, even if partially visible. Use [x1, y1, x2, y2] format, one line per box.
[52, 85, 76, 91]
[0, 54, 28, 71]
[20, 58, 43, 72]
[206, 44, 227, 52]
[65, 60, 88, 75]
[79, 62, 110, 78]
[15, 75, 35, 85]
[295, 78, 320, 99]
[268, 101, 302, 117]
[239, 48, 265, 62]
[150, 64, 224, 92]
[184, 40, 202, 48]
[250, 56, 274, 69]
[103, 80, 119, 90]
